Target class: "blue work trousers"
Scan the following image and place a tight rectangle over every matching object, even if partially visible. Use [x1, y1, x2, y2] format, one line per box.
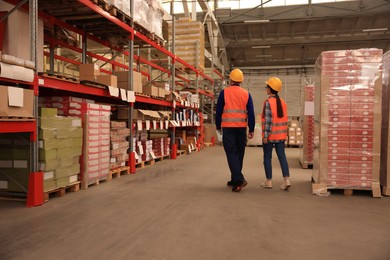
[222, 127, 247, 185]
[262, 141, 290, 180]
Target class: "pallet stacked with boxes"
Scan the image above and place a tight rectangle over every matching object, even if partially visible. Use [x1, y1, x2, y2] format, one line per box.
[38, 108, 83, 192]
[40, 96, 111, 188]
[380, 51, 390, 196]
[299, 85, 315, 168]
[312, 48, 382, 197]
[169, 17, 205, 70]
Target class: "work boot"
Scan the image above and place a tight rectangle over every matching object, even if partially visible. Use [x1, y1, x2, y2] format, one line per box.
[232, 180, 248, 192]
[227, 181, 233, 187]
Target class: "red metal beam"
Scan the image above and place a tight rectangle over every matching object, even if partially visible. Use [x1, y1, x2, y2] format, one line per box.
[0, 121, 36, 134]
[135, 94, 172, 107]
[39, 76, 109, 97]
[213, 68, 224, 79]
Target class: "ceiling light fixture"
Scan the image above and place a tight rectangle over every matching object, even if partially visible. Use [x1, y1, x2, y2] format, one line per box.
[252, 45, 271, 49]
[244, 19, 270, 23]
[362, 28, 388, 32]
[256, 55, 272, 58]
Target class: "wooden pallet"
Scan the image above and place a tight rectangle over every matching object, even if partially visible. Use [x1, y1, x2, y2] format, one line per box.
[91, 0, 109, 11]
[44, 182, 80, 202]
[135, 92, 150, 98]
[38, 72, 79, 84]
[81, 178, 102, 190]
[80, 80, 107, 89]
[177, 150, 186, 156]
[107, 166, 130, 181]
[108, 5, 131, 24]
[299, 160, 313, 169]
[312, 182, 381, 198]
[155, 155, 170, 162]
[328, 187, 382, 198]
[0, 117, 34, 121]
[204, 142, 213, 148]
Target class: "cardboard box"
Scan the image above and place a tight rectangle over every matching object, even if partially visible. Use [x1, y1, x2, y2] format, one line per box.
[79, 75, 97, 82]
[79, 64, 99, 76]
[97, 75, 117, 87]
[0, 3, 44, 71]
[0, 86, 33, 117]
[143, 85, 158, 96]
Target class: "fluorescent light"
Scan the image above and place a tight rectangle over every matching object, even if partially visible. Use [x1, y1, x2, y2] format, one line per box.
[362, 28, 388, 32]
[256, 55, 272, 58]
[252, 45, 271, 49]
[244, 19, 270, 23]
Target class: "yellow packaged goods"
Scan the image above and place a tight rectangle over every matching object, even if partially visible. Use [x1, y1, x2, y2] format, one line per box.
[39, 148, 58, 161]
[39, 107, 58, 117]
[55, 163, 80, 179]
[0, 86, 33, 117]
[56, 128, 83, 139]
[57, 147, 82, 158]
[44, 179, 57, 192]
[39, 159, 60, 171]
[56, 175, 78, 187]
[39, 116, 81, 129]
[39, 128, 57, 140]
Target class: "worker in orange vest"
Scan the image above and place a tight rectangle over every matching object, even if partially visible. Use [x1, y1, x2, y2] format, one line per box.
[261, 77, 291, 190]
[216, 69, 255, 192]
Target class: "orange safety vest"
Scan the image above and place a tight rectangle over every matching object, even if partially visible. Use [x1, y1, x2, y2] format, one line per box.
[221, 86, 249, 128]
[261, 97, 288, 141]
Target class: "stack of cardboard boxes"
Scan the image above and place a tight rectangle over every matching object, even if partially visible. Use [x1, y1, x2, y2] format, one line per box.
[38, 108, 83, 191]
[110, 121, 130, 169]
[40, 96, 111, 187]
[313, 48, 382, 196]
[79, 64, 118, 88]
[287, 120, 303, 147]
[0, 134, 30, 193]
[169, 17, 205, 70]
[299, 85, 315, 168]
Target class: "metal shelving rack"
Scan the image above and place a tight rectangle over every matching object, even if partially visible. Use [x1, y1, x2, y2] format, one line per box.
[1, 0, 220, 207]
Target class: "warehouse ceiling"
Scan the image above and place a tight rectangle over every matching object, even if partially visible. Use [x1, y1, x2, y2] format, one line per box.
[210, 0, 390, 74]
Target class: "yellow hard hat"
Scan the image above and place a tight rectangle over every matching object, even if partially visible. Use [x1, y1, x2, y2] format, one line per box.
[265, 77, 282, 92]
[229, 69, 244, 83]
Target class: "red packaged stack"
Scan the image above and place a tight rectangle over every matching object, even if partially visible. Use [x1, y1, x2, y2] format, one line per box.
[312, 48, 382, 197]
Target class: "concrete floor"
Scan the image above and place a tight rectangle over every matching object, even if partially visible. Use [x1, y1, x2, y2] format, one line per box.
[1, 146, 389, 260]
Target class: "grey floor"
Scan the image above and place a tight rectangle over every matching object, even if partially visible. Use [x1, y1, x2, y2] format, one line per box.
[1, 146, 389, 260]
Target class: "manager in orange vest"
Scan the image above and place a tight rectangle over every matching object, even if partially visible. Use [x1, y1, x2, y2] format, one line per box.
[216, 69, 255, 192]
[261, 77, 291, 190]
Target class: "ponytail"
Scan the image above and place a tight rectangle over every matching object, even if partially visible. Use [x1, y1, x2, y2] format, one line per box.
[269, 87, 284, 118]
[275, 94, 284, 118]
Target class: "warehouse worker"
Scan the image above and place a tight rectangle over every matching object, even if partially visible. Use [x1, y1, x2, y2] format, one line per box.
[216, 68, 255, 192]
[261, 77, 291, 190]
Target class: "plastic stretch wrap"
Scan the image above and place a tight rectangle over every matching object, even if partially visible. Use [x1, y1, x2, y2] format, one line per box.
[380, 51, 390, 195]
[313, 48, 382, 193]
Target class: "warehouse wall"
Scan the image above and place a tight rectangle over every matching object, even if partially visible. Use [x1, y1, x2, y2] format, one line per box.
[241, 73, 315, 119]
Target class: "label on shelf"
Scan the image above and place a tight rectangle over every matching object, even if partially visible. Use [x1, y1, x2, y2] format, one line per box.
[120, 89, 127, 101]
[108, 86, 119, 97]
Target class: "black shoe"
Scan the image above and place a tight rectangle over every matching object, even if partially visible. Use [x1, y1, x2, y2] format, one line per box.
[227, 181, 233, 187]
[232, 180, 248, 192]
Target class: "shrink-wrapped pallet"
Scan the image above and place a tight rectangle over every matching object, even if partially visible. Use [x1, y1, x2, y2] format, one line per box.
[312, 48, 382, 197]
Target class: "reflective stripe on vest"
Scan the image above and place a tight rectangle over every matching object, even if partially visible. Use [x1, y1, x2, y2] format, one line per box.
[221, 86, 249, 128]
[261, 97, 288, 141]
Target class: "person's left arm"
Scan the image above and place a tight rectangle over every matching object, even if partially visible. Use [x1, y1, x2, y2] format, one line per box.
[247, 94, 255, 139]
